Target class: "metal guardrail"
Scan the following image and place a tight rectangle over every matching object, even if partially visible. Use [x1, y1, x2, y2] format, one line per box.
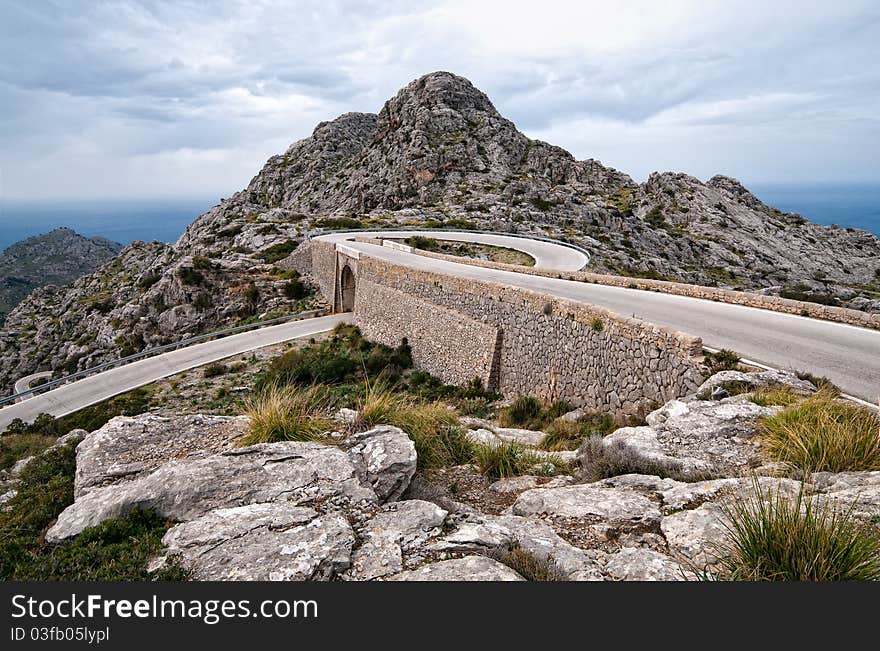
[0, 308, 328, 406]
[307, 227, 592, 270]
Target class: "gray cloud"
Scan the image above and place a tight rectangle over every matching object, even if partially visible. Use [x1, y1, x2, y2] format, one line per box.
[1, 0, 878, 200]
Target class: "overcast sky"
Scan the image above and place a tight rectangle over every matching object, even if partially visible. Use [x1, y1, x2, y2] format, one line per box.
[1, 0, 879, 201]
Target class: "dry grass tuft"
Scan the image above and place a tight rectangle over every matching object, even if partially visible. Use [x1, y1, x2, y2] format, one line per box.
[241, 384, 333, 445]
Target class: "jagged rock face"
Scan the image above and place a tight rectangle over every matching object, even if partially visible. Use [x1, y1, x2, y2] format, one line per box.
[2, 70, 879, 390]
[0, 227, 122, 325]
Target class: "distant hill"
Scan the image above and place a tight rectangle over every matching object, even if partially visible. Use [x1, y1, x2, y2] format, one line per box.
[0, 227, 122, 324]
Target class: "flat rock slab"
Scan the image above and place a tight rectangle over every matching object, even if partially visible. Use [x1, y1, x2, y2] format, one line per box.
[509, 483, 660, 523]
[696, 370, 816, 399]
[389, 555, 525, 581]
[162, 503, 354, 581]
[47, 441, 376, 542]
[75, 414, 248, 497]
[603, 547, 688, 581]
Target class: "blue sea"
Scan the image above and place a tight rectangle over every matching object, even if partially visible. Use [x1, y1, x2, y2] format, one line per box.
[0, 198, 217, 251]
[0, 184, 878, 252]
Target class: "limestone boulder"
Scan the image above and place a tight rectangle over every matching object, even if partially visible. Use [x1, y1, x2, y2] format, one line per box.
[74, 413, 247, 497]
[345, 425, 417, 502]
[46, 441, 376, 542]
[160, 503, 354, 581]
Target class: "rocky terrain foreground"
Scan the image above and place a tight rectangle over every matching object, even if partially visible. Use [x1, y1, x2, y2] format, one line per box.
[2, 71, 879, 392]
[5, 368, 877, 581]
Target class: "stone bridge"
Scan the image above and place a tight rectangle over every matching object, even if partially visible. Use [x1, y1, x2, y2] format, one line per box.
[293, 233, 706, 414]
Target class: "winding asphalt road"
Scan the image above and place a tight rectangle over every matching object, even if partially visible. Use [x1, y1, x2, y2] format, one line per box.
[0, 314, 351, 430]
[319, 231, 880, 404]
[1, 229, 877, 430]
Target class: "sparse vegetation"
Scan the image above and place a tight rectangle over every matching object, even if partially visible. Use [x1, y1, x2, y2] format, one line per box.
[312, 216, 364, 230]
[539, 415, 616, 451]
[714, 480, 880, 581]
[203, 362, 228, 378]
[177, 266, 203, 286]
[704, 348, 741, 374]
[472, 441, 544, 479]
[356, 381, 471, 471]
[589, 317, 604, 332]
[259, 239, 298, 264]
[0, 433, 56, 471]
[759, 390, 880, 473]
[577, 435, 713, 482]
[241, 384, 333, 445]
[0, 440, 186, 580]
[491, 544, 566, 581]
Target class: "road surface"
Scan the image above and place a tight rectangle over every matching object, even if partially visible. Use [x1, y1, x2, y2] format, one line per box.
[0, 314, 351, 430]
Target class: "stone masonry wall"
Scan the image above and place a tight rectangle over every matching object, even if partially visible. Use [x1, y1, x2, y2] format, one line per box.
[356, 256, 706, 412]
[355, 279, 499, 387]
[410, 248, 880, 331]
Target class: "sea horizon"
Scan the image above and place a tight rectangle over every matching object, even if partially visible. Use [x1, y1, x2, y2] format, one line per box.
[1, 182, 879, 251]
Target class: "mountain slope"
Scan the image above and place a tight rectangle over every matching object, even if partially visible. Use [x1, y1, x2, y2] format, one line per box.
[1, 71, 878, 391]
[0, 228, 122, 325]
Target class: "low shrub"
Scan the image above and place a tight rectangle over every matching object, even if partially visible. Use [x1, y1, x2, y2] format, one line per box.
[405, 235, 442, 252]
[283, 278, 308, 299]
[0, 433, 57, 471]
[257, 324, 411, 390]
[0, 441, 186, 580]
[498, 396, 543, 429]
[312, 216, 364, 230]
[177, 267, 203, 285]
[203, 363, 228, 378]
[241, 384, 333, 445]
[2, 388, 153, 437]
[577, 436, 712, 482]
[259, 240, 298, 264]
[539, 415, 616, 451]
[704, 348, 741, 373]
[714, 480, 880, 581]
[759, 390, 880, 473]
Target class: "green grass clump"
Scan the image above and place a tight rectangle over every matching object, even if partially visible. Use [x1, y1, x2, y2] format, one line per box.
[795, 370, 841, 396]
[0, 441, 186, 580]
[472, 441, 545, 479]
[356, 382, 471, 471]
[748, 385, 803, 407]
[759, 390, 880, 473]
[715, 480, 880, 581]
[241, 384, 333, 445]
[498, 396, 544, 428]
[0, 433, 56, 471]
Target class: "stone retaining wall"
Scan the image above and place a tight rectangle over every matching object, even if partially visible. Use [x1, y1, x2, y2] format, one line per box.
[356, 256, 706, 412]
[355, 279, 500, 388]
[410, 248, 880, 331]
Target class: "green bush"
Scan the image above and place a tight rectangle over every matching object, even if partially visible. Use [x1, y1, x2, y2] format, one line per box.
[715, 480, 880, 581]
[241, 385, 333, 445]
[473, 441, 545, 479]
[704, 348, 741, 374]
[192, 255, 216, 270]
[0, 441, 186, 580]
[283, 278, 308, 299]
[203, 363, 228, 378]
[405, 235, 442, 251]
[138, 273, 161, 289]
[499, 396, 544, 429]
[577, 435, 713, 482]
[257, 325, 412, 390]
[177, 267, 203, 286]
[259, 240, 299, 263]
[0, 433, 57, 471]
